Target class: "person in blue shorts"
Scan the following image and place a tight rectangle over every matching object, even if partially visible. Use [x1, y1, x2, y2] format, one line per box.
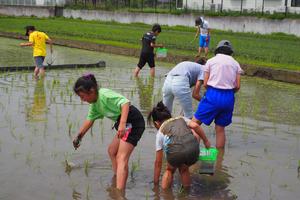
[192, 40, 243, 148]
[194, 17, 210, 58]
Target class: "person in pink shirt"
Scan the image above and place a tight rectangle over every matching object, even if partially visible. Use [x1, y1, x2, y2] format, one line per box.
[192, 40, 243, 148]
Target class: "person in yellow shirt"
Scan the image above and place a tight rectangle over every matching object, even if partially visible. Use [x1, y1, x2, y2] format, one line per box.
[20, 26, 53, 78]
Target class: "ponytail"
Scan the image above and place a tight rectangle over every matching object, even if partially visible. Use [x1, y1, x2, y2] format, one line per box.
[73, 73, 99, 94]
[147, 101, 172, 125]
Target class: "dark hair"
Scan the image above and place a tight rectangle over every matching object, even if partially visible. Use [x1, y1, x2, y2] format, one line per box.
[73, 73, 98, 94]
[152, 24, 162, 33]
[25, 26, 35, 36]
[195, 56, 207, 65]
[214, 46, 233, 56]
[195, 17, 202, 26]
[147, 101, 171, 125]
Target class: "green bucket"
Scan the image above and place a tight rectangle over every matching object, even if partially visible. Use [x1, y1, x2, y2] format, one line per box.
[156, 48, 168, 58]
[198, 147, 219, 161]
[198, 148, 219, 175]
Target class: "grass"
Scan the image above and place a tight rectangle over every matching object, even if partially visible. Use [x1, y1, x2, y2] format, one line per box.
[0, 16, 299, 71]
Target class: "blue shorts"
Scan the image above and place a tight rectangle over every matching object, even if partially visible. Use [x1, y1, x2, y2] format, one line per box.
[34, 56, 45, 68]
[194, 86, 235, 127]
[199, 35, 210, 48]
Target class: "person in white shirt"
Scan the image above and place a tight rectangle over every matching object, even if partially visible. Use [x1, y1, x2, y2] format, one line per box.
[194, 16, 211, 58]
[163, 58, 206, 119]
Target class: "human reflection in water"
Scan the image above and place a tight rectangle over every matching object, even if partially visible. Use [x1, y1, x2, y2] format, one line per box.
[189, 148, 235, 199]
[27, 78, 47, 122]
[135, 77, 154, 115]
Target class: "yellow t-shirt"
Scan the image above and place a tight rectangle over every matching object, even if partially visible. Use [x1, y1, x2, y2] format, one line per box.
[29, 31, 49, 57]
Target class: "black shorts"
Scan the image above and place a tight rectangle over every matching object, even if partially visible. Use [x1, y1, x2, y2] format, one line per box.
[114, 105, 145, 147]
[166, 133, 199, 168]
[137, 52, 155, 69]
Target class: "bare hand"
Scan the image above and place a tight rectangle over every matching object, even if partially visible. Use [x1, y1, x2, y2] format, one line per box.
[204, 140, 211, 149]
[73, 135, 81, 150]
[117, 123, 126, 138]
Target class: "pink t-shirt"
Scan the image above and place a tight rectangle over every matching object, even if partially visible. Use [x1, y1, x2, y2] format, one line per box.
[203, 54, 243, 89]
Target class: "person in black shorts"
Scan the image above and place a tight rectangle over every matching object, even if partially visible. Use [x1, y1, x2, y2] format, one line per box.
[134, 24, 164, 77]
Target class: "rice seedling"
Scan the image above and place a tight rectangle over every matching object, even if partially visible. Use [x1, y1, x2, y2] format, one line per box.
[26, 152, 33, 166]
[72, 189, 82, 200]
[90, 126, 93, 137]
[68, 122, 73, 137]
[65, 159, 76, 175]
[86, 184, 91, 200]
[18, 133, 25, 142]
[298, 160, 300, 179]
[84, 159, 90, 176]
[130, 161, 139, 178]
[145, 190, 150, 200]
[9, 126, 17, 140]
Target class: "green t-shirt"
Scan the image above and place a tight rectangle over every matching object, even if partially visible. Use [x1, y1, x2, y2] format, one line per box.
[87, 88, 130, 121]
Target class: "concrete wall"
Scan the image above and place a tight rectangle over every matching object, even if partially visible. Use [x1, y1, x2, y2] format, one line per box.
[0, 5, 299, 36]
[186, 0, 300, 13]
[0, 0, 65, 6]
[63, 9, 300, 36]
[0, 5, 56, 17]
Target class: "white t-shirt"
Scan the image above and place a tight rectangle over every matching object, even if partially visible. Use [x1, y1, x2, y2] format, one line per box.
[204, 54, 243, 89]
[200, 20, 209, 36]
[155, 117, 191, 152]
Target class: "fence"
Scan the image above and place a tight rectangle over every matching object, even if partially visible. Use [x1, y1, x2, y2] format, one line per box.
[1, 0, 300, 14]
[62, 0, 300, 14]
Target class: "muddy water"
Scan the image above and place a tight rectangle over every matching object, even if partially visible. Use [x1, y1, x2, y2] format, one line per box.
[0, 37, 300, 200]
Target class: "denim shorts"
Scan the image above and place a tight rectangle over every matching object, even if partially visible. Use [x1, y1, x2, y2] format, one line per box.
[194, 86, 235, 127]
[34, 56, 45, 68]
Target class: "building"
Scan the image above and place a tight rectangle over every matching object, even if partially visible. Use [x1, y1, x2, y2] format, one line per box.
[183, 0, 300, 14]
[0, 0, 65, 6]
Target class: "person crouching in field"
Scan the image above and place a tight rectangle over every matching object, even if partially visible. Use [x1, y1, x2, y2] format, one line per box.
[148, 101, 210, 189]
[72, 74, 145, 190]
[134, 24, 164, 77]
[162, 57, 206, 119]
[193, 40, 243, 149]
[20, 26, 53, 78]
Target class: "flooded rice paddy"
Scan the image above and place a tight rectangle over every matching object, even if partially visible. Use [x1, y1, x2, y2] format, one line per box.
[0, 37, 300, 200]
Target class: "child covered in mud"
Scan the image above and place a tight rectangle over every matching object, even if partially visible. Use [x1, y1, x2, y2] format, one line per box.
[148, 101, 210, 189]
[193, 40, 243, 148]
[72, 74, 145, 190]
